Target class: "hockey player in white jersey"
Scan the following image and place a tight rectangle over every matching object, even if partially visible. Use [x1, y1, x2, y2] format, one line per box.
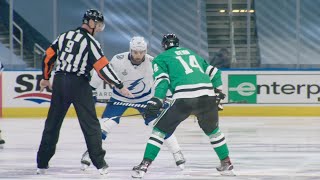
[80, 36, 186, 170]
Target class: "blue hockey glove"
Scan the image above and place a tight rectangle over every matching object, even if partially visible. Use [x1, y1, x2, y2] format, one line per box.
[144, 97, 163, 119]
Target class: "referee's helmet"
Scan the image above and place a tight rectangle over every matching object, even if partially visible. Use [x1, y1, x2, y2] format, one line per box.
[82, 9, 104, 24]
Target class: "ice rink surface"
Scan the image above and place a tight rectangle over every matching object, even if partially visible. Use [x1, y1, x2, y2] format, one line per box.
[0, 116, 319, 180]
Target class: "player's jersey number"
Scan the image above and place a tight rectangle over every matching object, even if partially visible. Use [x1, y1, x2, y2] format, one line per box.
[176, 55, 204, 74]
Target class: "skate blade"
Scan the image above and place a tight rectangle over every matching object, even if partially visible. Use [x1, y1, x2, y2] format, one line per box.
[80, 164, 89, 171]
[36, 168, 46, 175]
[178, 164, 185, 170]
[219, 169, 236, 176]
[98, 168, 108, 175]
[131, 171, 145, 178]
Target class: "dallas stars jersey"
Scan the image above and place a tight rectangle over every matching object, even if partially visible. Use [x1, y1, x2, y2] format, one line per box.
[90, 52, 154, 103]
[152, 47, 222, 99]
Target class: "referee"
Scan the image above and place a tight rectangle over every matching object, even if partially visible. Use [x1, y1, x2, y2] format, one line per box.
[0, 62, 4, 149]
[36, 9, 133, 175]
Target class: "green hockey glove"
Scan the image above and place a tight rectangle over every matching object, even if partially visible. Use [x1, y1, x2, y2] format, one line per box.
[144, 97, 163, 118]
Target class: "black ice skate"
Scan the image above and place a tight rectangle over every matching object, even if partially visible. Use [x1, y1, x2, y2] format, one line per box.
[132, 159, 152, 178]
[173, 150, 186, 170]
[36, 165, 49, 175]
[216, 157, 235, 176]
[0, 130, 5, 149]
[0, 139, 5, 149]
[80, 150, 91, 170]
[98, 165, 108, 175]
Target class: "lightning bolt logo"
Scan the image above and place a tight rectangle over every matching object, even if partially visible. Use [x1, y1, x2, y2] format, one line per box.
[128, 78, 144, 91]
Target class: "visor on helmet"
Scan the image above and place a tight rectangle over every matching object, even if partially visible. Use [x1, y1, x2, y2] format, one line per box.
[95, 21, 105, 31]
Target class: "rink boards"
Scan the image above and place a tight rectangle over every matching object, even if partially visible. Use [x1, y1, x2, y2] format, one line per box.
[1, 70, 320, 117]
[2, 105, 320, 118]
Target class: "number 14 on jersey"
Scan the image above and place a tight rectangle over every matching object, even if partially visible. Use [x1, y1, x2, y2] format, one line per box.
[176, 55, 204, 75]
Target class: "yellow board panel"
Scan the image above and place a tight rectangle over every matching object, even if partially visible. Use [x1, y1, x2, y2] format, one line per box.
[2, 106, 320, 118]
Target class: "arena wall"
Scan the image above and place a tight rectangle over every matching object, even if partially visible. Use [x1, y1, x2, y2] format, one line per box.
[1, 71, 319, 118]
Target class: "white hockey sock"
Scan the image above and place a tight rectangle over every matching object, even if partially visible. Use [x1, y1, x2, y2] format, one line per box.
[100, 118, 118, 139]
[146, 120, 181, 154]
[164, 134, 181, 154]
[100, 117, 118, 130]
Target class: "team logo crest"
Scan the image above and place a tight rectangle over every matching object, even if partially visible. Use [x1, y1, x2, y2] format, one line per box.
[126, 78, 146, 95]
[122, 69, 128, 76]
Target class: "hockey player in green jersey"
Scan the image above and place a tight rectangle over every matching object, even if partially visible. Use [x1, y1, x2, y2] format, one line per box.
[132, 34, 235, 178]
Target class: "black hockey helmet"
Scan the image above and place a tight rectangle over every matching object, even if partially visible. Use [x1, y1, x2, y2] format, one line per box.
[82, 9, 104, 24]
[162, 33, 179, 50]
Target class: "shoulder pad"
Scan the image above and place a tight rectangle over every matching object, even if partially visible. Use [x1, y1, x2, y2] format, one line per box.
[145, 54, 154, 62]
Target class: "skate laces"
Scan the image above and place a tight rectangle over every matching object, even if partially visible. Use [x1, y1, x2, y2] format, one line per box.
[134, 160, 151, 172]
[173, 151, 185, 161]
[218, 158, 233, 171]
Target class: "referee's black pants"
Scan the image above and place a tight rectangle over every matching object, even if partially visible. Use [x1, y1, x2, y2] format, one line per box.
[37, 73, 107, 169]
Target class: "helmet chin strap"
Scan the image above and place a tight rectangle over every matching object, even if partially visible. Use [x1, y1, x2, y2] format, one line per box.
[90, 24, 96, 36]
[91, 27, 95, 36]
[87, 21, 96, 36]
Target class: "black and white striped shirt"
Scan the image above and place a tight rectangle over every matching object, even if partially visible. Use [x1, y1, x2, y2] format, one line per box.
[0, 61, 3, 71]
[42, 27, 123, 88]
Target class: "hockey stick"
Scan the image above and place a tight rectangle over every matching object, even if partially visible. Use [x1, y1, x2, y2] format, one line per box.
[96, 99, 115, 103]
[96, 99, 146, 118]
[96, 99, 147, 108]
[115, 113, 144, 118]
[221, 100, 248, 104]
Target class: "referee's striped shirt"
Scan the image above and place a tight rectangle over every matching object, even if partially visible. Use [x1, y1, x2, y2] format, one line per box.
[42, 27, 123, 89]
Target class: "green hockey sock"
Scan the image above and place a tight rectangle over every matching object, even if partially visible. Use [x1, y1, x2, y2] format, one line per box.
[143, 127, 166, 161]
[208, 128, 229, 160]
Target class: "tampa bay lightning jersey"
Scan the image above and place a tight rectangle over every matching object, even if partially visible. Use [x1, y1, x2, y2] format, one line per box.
[90, 52, 154, 103]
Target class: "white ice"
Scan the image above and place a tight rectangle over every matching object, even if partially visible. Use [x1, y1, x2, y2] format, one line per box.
[0, 116, 319, 180]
